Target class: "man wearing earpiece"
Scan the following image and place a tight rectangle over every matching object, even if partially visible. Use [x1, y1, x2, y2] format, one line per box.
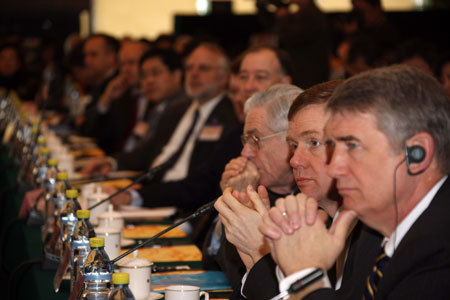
[260, 65, 450, 299]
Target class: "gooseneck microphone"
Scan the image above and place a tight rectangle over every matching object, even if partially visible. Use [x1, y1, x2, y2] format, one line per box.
[88, 160, 173, 210]
[110, 199, 216, 264]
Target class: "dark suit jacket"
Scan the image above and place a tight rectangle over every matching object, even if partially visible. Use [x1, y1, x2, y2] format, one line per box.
[306, 176, 450, 300]
[137, 124, 243, 210]
[114, 92, 190, 171]
[81, 88, 139, 154]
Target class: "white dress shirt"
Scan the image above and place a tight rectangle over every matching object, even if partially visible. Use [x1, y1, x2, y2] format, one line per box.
[151, 94, 222, 182]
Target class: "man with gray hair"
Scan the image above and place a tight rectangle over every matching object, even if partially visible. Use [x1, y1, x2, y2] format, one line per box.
[261, 65, 450, 299]
[205, 84, 302, 297]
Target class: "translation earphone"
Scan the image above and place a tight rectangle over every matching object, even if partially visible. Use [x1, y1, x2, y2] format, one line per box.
[404, 145, 426, 175]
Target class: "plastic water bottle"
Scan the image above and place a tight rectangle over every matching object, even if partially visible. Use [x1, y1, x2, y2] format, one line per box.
[71, 209, 96, 292]
[32, 147, 51, 187]
[108, 273, 135, 300]
[59, 189, 81, 260]
[82, 237, 113, 300]
[42, 158, 59, 236]
[52, 171, 71, 218]
[48, 172, 71, 258]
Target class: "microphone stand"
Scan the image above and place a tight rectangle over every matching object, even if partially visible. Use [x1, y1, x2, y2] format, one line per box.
[88, 160, 173, 210]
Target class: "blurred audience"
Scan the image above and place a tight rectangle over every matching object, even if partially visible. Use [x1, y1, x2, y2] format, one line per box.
[436, 52, 450, 98]
[81, 40, 147, 154]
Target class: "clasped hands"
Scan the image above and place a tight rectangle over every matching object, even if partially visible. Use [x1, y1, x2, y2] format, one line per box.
[259, 194, 357, 276]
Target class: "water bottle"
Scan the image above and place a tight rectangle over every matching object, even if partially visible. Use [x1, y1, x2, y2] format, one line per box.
[49, 172, 71, 258]
[42, 158, 59, 239]
[31, 147, 51, 188]
[82, 237, 113, 300]
[59, 189, 81, 260]
[71, 209, 96, 292]
[108, 273, 135, 300]
[52, 171, 71, 217]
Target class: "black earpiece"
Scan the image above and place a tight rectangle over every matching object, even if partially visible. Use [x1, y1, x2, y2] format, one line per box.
[405, 145, 426, 175]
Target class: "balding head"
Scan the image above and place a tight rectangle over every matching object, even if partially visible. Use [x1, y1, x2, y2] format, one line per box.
[119, 41, 147, 86]
[184, 43, 230, 103]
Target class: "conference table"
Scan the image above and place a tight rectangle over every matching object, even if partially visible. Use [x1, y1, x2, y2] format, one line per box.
[0, 145, 231, 300]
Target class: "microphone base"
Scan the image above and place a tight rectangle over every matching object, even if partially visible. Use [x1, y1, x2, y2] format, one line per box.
[42, 250, 61, 270]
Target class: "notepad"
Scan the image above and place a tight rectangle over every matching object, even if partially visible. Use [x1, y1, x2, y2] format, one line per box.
[152, 271, 231, 292]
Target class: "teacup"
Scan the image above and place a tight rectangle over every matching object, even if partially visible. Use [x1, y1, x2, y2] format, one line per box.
[95, 226, 121, 260]
[87, 187, 109, 225]
[165, 285, 209, 300]
[97, 204, 124, 238]
[118, 252, 153, 300]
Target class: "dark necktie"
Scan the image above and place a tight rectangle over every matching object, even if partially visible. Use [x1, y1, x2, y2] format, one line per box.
[154, 108, 200, 180]
[363, 247, 390, 300]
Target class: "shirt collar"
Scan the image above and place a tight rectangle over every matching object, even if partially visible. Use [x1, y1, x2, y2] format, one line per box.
[193, 93, 224, 111]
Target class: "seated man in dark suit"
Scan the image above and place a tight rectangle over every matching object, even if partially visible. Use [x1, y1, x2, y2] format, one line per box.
[80, 48, 188, 174]
[81, 40, 148, 154]
[205, 84, 302, 295]
[261, 65, 450, 299]
[96, 42, 240, 207]
[76, 34, 119, 136]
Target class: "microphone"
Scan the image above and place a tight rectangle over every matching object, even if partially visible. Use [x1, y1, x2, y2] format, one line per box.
[88, 160, 173, 210]
[110, 199, 216, 264]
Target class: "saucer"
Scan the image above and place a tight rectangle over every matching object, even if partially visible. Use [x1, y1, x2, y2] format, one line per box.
[146, 292, 163, 300]
[121, 238, 135, 247]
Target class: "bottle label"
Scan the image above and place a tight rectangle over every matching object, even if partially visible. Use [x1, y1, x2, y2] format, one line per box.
[83, 272, 112, 281]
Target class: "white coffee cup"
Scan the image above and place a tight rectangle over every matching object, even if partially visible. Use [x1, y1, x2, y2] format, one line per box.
[97, 204, 124, 237]
[118, 252, 153, 300]
[81, 183, 97, 209]
[95, 226, 121, 260]
[87, 186, 109, 225]
[165, 285, 209, 300]
[55, 152, 74, 178]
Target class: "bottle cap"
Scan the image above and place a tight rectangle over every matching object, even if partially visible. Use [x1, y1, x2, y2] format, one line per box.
[66, 189, 78, 198]
[76, 210, 90, 219]
[40, 147, 50, 154]
[37, 137, 46, 145]
[112, 273, 129, 285]
[57, 172, 68, 180]
[31, 127, 39, 134]
[90, 237, 104, 248]
[47, 158, 58, 166]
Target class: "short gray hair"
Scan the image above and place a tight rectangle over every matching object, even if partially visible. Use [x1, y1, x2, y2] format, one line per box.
[327, 65, 450, 174]
[244, 84, 303, 132]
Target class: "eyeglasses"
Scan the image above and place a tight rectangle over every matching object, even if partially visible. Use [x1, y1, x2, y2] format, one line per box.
[241, 131, 286, 150]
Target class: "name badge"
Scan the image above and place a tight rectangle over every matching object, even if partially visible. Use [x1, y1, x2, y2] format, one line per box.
[199, 125, 223, 141]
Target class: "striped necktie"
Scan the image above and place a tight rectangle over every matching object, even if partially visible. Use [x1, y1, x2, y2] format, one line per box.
[363, 247, 390, 300]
